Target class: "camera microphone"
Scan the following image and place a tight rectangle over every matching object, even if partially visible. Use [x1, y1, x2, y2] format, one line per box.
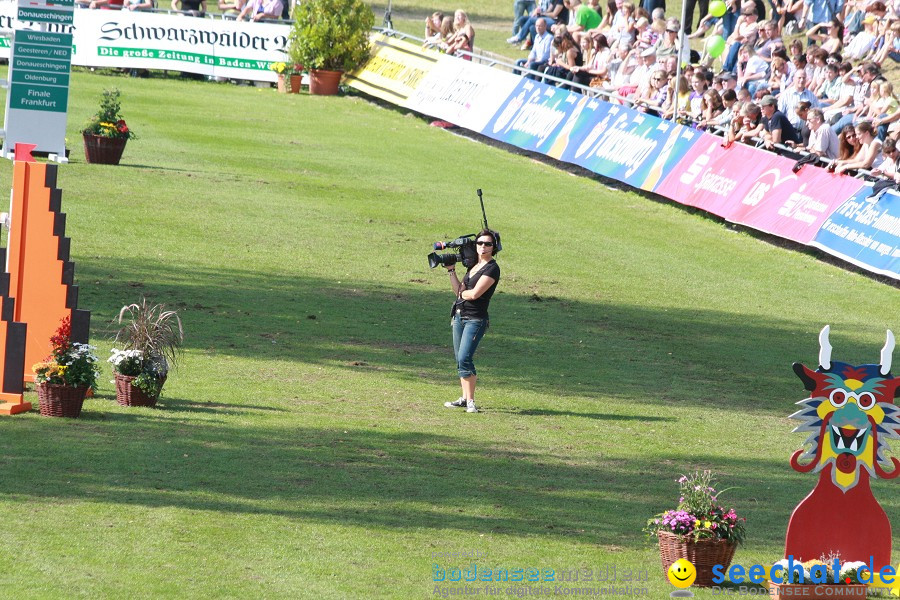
[433, 242, 447, 250]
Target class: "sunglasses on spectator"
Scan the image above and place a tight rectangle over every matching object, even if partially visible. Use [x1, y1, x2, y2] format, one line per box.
[476, 241, 494, 247]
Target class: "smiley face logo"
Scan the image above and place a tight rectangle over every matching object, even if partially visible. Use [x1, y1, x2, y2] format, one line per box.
[667, 559, 696, 588]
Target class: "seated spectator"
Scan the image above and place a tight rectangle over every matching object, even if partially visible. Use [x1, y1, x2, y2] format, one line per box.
[723, 2, 760, 73]
[444, 10, 476, 56]
[872, 20, 900, 66]
[508, 0, 567, 49]
[737, 44, 769, 97]
[633, 68, 669, 115]
[608, 1, 636, 41]
[605, 41, 638, 89]
[872, 136, 899, 178]
[661, 74, 691, 120]
[806, 107, 840, 158]
[543, 32, 582, 84]
[830, 62, 881, 134]
[807, 19, 844, 55]
[86, 0, 123, 8]
[571, 0, 602, 34]
[696, 89, 725, 128]
[836, 124, 861, 161]
[779, 70, 819, 128]
[767, 56, 791, 95]
[815, 61, 841, 102]
[238, 0, 282, 20]
[845, 15, 878, 60]
[517, 17, 555, 76]
[755, 19, 783, 62]
[733, 101, 765, 144]
[834, 121, 881, 173]
[760, 94, 801, 147]
[218, 0, 243, 15]
[570, 31, 612, 85]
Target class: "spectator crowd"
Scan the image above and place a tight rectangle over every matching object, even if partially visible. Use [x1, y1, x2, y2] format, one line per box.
[428, 0, 900, 183]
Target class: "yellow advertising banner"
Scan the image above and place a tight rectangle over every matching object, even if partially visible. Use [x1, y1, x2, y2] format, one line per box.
[346, 33, 439, 103]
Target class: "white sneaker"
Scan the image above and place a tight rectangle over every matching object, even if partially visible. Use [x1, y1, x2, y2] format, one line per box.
[466, 399, 479, 413]
[444, 397, 467, 408]
[506, 35, 520, 44]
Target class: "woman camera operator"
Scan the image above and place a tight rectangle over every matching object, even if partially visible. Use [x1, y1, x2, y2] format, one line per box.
[442, 229, 501, 414]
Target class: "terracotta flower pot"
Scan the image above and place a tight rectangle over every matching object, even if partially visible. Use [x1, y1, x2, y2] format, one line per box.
[309, 69, 342, 95]
[36, 383, 88, 418]
[83, 133, 127, 165]
[115, 373, 166, 407]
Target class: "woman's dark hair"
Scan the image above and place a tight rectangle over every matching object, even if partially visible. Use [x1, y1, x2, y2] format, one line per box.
[855, 120, 874, 137]
[593, 33, 610, 49]
[607, 0, 617, 16]
[829, 18, 843, 40]
[476, 229, 498, 256]
[838, 124, 859, 160]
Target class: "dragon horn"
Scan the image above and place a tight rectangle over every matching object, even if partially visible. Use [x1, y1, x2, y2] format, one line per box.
[880, 330, 895, 376]
[819, 325, 832, 370]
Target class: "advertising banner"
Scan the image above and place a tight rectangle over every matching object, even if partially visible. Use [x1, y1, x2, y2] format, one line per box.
[654, 138, 784, 219]
[558, 103, 701, 191]
[0, 3, 290, 81]
[728, 164, 865, 244]
[403, 54, 520, 132]
[345, 33, 438, 103]
[811, 187, 900, 280]
[480, 78, 588, 155]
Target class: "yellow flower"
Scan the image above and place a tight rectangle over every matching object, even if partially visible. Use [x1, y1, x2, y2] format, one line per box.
[32, 362, 47, 373]
[704, 520, 712, 528]
[58, 365, 67, 374]
[694, 519, 700, 527]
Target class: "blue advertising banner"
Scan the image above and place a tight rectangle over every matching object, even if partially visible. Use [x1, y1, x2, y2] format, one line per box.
[811, 187, 900, 280]
[481, 78, 602, 156]
[480, 78, 701, 191]
[559, 104, 702, 191]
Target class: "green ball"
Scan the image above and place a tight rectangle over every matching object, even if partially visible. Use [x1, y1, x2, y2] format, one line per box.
[707, 35, 727, 58]
[709, 0, 727, 17]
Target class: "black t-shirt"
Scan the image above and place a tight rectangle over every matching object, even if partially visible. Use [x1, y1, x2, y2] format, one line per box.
[453, 260, 500, 319]
[548, 0, 568, 24]
[763, 110, 801, 145]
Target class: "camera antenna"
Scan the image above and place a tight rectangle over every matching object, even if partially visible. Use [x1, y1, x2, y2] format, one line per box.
[477, 189, 489, 231]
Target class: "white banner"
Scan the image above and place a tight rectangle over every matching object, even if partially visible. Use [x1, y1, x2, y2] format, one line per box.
[0, 2, 290, 81]
[402, 55, 520, 132]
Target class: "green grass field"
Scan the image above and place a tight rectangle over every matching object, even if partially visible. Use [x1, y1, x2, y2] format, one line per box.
[0, 65, 896, 598]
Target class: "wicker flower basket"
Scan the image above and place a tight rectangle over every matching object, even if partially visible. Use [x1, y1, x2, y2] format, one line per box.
[658, 531, 737, 587]
[83, 133, 128, 165]
[36, 383, 89, 418]
[115, 373, 166, 407]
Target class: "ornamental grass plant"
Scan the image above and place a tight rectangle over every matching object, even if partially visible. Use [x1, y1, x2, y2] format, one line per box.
[110, 298, 183, 396]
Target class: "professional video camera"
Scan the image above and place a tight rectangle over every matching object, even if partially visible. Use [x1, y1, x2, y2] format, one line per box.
[427, 189, 502, 269]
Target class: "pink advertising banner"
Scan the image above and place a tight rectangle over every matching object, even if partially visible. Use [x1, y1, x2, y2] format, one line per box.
[729, 163, 865, 244]
[653, 136, 783, 220]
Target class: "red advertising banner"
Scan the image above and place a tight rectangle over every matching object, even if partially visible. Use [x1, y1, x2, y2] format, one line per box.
[729, 163, 865, 244]
[654, 136, 783, 220]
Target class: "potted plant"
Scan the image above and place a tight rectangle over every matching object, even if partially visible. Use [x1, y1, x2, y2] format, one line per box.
[766, 558, 869, 599]
[109, 298, 183, 407]
[270, 61, 303, 94]
[645, 470, 746, 587]
[82, 89, 137, 165]
[32, 316, 100, 418]
[287, 0, 374, 95]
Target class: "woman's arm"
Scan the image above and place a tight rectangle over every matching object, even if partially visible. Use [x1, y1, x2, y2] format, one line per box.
[446, 266, 463, 297]
[836, 141, 882, 172]
[460, 276, 497, 301]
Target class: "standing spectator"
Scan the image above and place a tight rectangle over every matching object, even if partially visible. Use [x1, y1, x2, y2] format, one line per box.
[684, 0, 709, 34]
[722, 2, 760, 73]
[427, 12, 445, 38]
[807, 19, 843, 54]
[445, 10, 476, 56]
[517, 17, 555, 76]
[800, 0, 843, 33]
[806, 107, 840, 157]
[760, 94, 801, 147]
[237, 0, 281, 20]
[779, 70, 819, 128]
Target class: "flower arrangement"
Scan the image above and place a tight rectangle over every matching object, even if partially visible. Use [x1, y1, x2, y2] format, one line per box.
[270, 62, 302, 75]
[645, 470, 746, 545]
[110, 298, 183, 397]
[82, 89, 137, 140]
[32, 316, 100, 389]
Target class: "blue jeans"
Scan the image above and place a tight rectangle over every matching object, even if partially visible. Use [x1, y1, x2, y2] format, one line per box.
[513, 16, 554, 42]
[452, 314, 488, 378]
[831, 112, 857, 135]
[513, 0, 535, 28]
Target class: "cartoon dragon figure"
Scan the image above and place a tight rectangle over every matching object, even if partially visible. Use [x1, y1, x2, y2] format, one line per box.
[785, 326, 900, 566]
